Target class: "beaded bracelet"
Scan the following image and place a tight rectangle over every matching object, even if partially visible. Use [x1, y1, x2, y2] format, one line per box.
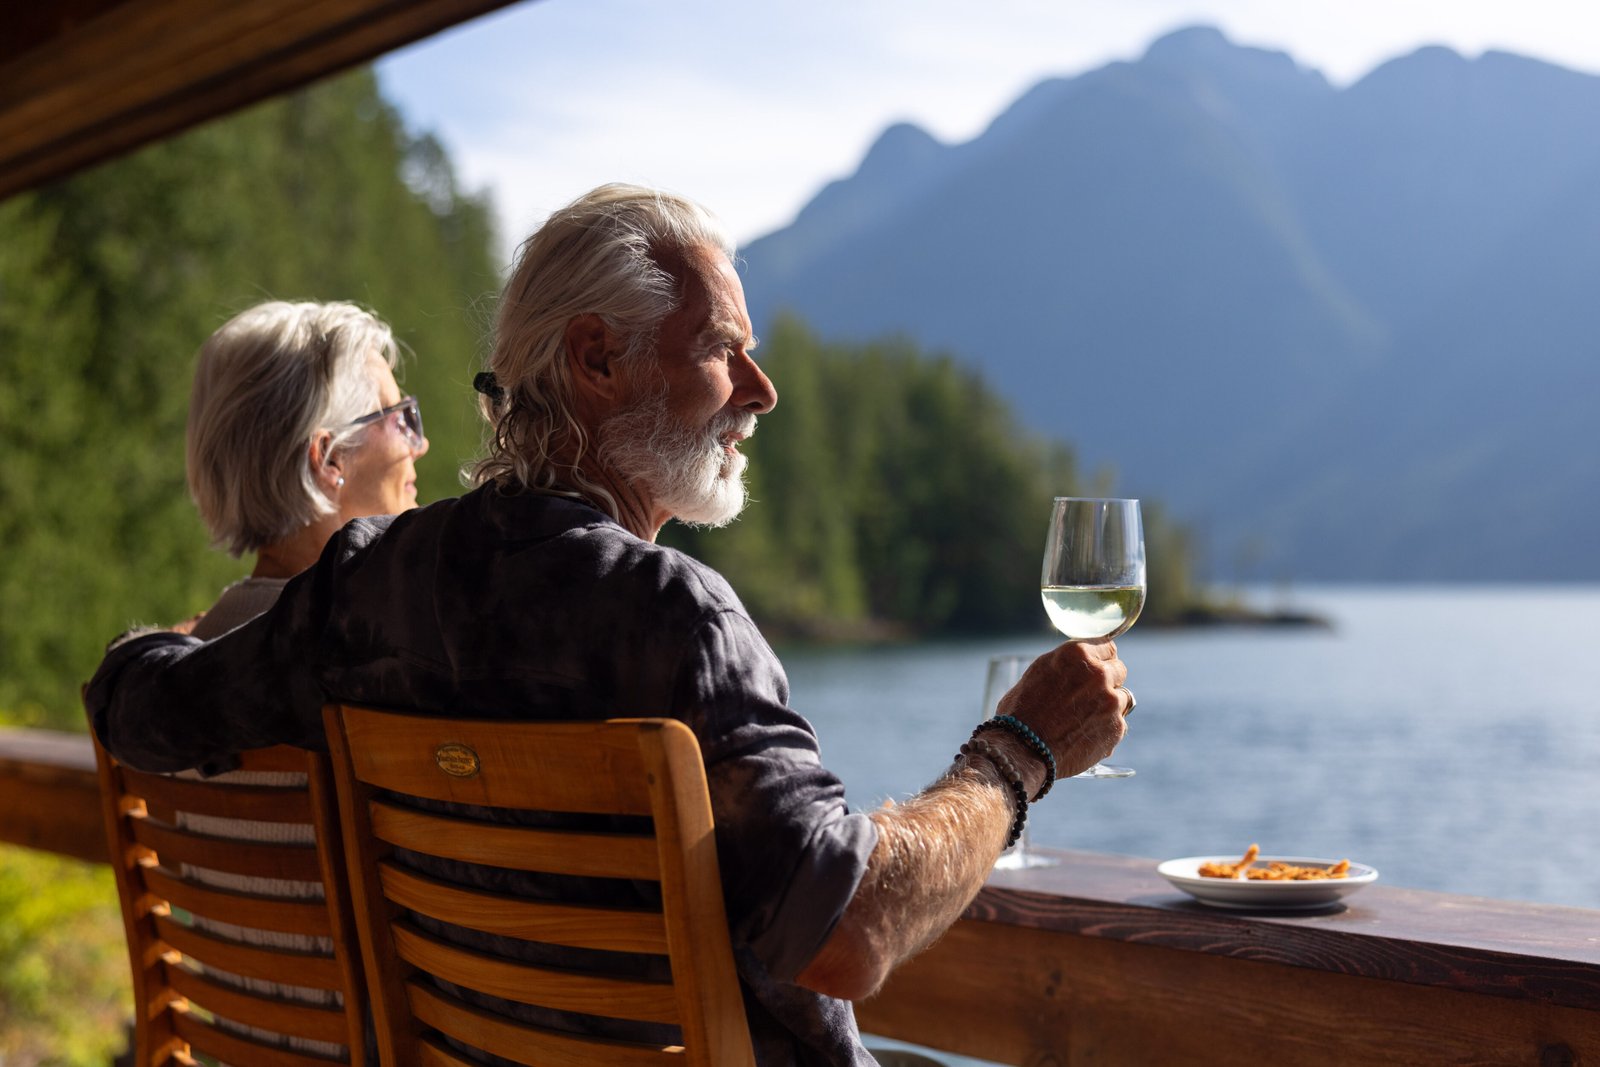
[960, 737, 1029, 850]
[972, 715, 1057, 801]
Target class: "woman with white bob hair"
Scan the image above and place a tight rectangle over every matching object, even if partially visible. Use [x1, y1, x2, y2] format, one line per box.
[168, 299, 428, 1057]
[185, 299, 429, 638]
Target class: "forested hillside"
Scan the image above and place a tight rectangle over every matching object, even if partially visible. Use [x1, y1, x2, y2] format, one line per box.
[665, 316, 1199, 640]
[0, 69, 499, 729]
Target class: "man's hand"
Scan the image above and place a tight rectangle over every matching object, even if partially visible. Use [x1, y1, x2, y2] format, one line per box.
[170, 611, 207, 636]
[998, 639, 1129, 782]
[795, 640, 1132, 1002]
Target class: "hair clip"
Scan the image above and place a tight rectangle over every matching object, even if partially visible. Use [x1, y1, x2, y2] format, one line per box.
[473, 370, 507, 403]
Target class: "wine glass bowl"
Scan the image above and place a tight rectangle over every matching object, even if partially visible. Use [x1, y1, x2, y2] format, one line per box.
[1041, 497, 1145, 778]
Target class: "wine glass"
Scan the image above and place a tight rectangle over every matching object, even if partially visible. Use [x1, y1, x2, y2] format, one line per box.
[1041, 497, 1145, 779]
[981, 654, 1057, 869]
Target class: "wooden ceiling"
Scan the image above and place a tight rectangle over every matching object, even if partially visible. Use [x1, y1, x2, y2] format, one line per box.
[0, 0, 524, 201]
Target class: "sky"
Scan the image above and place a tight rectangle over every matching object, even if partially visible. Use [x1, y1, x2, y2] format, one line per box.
[376, 0, 1600, 258]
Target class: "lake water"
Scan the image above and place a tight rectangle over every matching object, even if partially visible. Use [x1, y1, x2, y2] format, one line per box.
[781, 584, 1600, 911]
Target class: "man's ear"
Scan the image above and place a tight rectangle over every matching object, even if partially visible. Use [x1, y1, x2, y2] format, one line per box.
[566, 314, 624, 404]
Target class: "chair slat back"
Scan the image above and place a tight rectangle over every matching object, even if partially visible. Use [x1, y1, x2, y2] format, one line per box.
[323, 705, 756, 1067]
[92, 733, 368, 1066]
[377, 861, 671, 952]
[367, 800, 662, 878]
[118, 765, 316, 822]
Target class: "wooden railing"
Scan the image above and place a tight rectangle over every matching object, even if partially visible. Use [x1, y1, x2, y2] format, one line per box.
[0, 726, 106, 863]
[857, 853, 1600, 1065]
[5, 726, 1599, 1065]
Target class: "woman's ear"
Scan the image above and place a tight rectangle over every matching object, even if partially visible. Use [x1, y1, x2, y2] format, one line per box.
[308, 431, 343, 492]
[565, 313, 624, 405]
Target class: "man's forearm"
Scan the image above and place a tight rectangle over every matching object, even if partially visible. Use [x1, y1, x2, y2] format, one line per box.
[796, 742, 1035, 1000]
[87, 619, 322, 771]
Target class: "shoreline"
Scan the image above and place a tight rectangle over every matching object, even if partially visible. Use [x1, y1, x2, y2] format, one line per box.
[762, 601, 1334, 648]
[1140, 604, 1334, 630]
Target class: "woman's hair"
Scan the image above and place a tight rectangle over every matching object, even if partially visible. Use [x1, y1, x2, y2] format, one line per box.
[186, 301, 399, 556]
[468, 183, 734, 511]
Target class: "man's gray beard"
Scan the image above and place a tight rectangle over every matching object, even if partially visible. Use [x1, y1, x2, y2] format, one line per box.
[598, 380, 754, 528]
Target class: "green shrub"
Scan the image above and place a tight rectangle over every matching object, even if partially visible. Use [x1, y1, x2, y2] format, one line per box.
[0, 848, 129, 1066]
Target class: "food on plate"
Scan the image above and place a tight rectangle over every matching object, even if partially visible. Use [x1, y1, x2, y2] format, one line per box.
[1198, 843, 1258, 879]
[1198, 844, 1350, 881]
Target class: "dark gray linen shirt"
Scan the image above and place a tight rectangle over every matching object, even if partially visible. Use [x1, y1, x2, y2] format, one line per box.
[87, 484, 880, 1066]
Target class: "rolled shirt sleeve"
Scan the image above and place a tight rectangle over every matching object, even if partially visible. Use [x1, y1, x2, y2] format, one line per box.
[673, 608, 878, 983]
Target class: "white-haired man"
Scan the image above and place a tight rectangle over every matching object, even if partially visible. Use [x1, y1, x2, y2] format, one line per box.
[89, 184, 1132, 1066]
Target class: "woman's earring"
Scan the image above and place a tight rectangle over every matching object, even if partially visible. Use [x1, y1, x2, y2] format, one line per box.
[336, 476, 345, 489]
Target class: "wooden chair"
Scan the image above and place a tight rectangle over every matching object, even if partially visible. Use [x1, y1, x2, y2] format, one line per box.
[92, 733, 368, 1066]
[321, 705, 756, 1067]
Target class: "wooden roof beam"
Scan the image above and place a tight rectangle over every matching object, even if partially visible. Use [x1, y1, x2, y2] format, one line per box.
[0, 0, 524, 201]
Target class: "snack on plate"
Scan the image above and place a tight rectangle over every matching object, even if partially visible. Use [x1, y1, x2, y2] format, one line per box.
[1197, 844, 1351, 881]
[1198, 843, 1258, 879]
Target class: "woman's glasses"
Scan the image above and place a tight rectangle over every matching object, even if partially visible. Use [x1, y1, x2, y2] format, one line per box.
[344, 396, 424, 448]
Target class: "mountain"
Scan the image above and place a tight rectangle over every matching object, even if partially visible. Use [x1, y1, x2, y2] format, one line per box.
[738, 26, 1600, 580]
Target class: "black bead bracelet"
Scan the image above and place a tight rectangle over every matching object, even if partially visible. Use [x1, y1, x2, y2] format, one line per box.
[973, 714, 1057, 801]
[960, 736, 1030, 850]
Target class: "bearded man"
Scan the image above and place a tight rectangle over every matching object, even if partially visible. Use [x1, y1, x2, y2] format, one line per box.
[88, 184, 1133, 1066]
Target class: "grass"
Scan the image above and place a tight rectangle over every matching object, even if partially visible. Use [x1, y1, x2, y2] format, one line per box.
[0, 847, 130, 1065]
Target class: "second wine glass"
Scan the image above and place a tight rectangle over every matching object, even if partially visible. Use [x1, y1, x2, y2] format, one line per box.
[1041, 496, 1145, 779]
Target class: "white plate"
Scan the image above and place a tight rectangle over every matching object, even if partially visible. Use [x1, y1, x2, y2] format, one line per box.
[1157, 855, 1379, 910]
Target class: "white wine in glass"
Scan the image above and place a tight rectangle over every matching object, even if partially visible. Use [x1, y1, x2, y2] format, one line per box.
[1040, 584, 1145, 640]
[1041, 497, 1145, 778]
